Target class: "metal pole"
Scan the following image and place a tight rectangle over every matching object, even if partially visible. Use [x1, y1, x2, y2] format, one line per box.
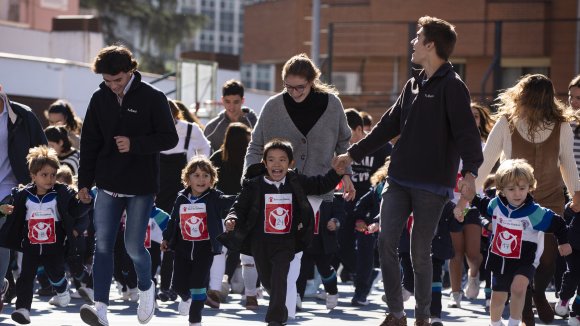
[311, 0, 321, 66]
[493, 21, 503, 99]
[327, 22, 334, 84]
[576, 0, 580, 75]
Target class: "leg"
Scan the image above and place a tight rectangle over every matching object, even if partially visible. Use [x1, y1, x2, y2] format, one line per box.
[533, 234, 558, 323]
[353, 231, 376, 301]
[399, 252, 414, 293]
[491, 291, 509, 323]
[266, 245, 293, 324]
[296, 252, 314, 299]
[124, 194, 155, 291]
[430, 258, 444, 319]
[241, 254, 258, 297]
[148, 242, 161, 285]
[15, 252, 40, 311]
[316, 254, 338, 296]
[286, 251, 302, 318]
[464, 223, 483, 278]
[509, 274, 530, 321]
[0, 218, 11, 281]
[188, 244, 213, 324]
[449, 231, 465, 294]
[42, 252, 68, 294]
[160, 250, 174, 291]
[208, 251, 226, 291]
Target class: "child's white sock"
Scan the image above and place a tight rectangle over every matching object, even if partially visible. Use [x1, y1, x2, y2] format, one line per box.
[507, 317, 520, 326]
[490, 319, 504, 326]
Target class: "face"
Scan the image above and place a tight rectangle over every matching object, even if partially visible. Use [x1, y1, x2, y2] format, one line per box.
[284, 74, 312, 103]
[31, 165, 57, 195]
[471, 107, 481, 128]
[569, 86, 580, 111]
[48, 113, 66, 127]
[501, 180, 530, 207]
[47, 140, 64, 154]
[410, 28, 431, 65]
[102, 71, 132, 97]
[350, 126, 365, 144]
[264, 148, 291, 182]
[187, 167, 212, 197]
[222, 94, 244, 120]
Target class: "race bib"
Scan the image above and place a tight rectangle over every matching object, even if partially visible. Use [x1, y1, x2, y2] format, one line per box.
[491, 216, 523, 259]
[264, 194, 293, 234]
[144, 223, 151, 248]
[28, 210, 56, 244]
[179, 203, 209, 241]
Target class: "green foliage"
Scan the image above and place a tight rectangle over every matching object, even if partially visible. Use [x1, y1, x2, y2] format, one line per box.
[80, 0, 205, 73]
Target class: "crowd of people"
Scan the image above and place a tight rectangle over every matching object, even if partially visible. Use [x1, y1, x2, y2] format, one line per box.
[0, 14, 580, 326]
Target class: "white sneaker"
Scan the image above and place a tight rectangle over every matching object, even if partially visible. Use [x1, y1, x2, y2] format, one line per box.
[123, 287, 139, 302]
[569, 316, 580, 326]
[137, 284, 156, 324]
[485, 299, 491, 310]
[70, 290, 82, 299]
[78, 287, 95, 304]
[190, 323, 201, 326]
[80, 302, 109, 326]
[326, 293, 338, 309]
[402, 287, 413, 302]
[49, 291, 71, 307]
[465, 276, 481, 299]
[447, 291, 462, 308]
[555, 298, 570, 317]
[178, 298, 191, 316]
[11, 308, 31, 324]
[431, 317, 443, 326]
[316, 290, 327, 300]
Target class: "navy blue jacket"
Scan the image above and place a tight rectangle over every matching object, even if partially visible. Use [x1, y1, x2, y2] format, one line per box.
[564, 203, 580, 250]
[78, 71, 178, 195]
[6, 101, 47, 184]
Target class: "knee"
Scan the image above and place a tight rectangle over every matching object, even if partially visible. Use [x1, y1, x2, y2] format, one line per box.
[125, 240, 146, 258]
[511, 280, 528, 297]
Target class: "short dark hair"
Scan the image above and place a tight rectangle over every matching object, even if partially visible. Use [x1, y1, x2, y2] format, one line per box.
[92, 45, 138, 75]
[569, 75, 580, 89]
[44, 125, 73, 152]
[344, 108, 364, 130]
[418, 16, 457, 61]
[263, 139, 294, 163]
[222, 79, 244, 97]
[359, 110, 373, 127]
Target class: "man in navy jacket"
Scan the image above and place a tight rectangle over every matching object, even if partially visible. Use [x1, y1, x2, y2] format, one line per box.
[78, 45, 178, 326]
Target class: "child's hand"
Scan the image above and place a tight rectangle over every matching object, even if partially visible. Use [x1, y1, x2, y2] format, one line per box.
[453, 197, 470, 222]
[72, 229, 79, 237]
[225, 219, 236, 232]
[558, 243, 572, 256]
[0, 204, 14, 215]
[367, 222, 380, 234]
[331, 156, 346, 175]
[327, 219, 338, 231]
[160, 240, 169, 252]
[355, 219, 367, 232]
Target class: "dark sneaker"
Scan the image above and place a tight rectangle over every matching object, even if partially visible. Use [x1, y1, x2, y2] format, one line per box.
[245, 295, 258, 310]
[415, 319, 431, 326]
[380, 313, 407, 326]
[11, 308, 31, 324]
[36, 285, 56, 296]
[205, 289, 221, 309]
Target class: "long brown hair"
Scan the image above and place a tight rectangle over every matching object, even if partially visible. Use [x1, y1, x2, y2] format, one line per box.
[221, 122, 251, 163]
[471, 102, 494, 141]
[282, 53, 338, 95]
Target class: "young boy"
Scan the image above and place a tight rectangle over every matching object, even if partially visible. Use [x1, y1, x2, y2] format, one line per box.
[472, 159, 571, 326]
[0, 146, 92, 324]
[222, 139, 344, 326]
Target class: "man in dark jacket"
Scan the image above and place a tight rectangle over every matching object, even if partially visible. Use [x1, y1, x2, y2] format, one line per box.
[0, 86, 47, 313]
[336, 16, 483, 326]
[78, 45, 178, 326]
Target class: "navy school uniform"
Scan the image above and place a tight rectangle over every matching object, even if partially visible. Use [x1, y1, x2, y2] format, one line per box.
[559, 203, 580, 315]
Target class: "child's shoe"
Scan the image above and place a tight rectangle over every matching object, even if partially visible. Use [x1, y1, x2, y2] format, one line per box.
[80, 302, 109, 326]
[431, 317, 443, 326]
[245, 295, 258, 310]
[49, 290, 71, 307]
[465, 275, 480, 299]
[326, 293, 338, 309]
[78, 286, 95, 304]
[569, 316, 580, 326]
[205, 289, 221, 309]
[178, 298, 191, 316]
[555, 298, 570, 317]
[190, 323, 201, 326]
[137, 284, 156, 324]
[122, 287, 139, 302]
[447, 291, 462, 308]
[11, 308, 31, 324]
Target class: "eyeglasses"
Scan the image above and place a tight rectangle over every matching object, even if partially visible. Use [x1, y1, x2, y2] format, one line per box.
[284, 83, 308, 93]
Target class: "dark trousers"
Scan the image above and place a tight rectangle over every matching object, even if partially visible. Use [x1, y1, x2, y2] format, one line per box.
[252, 238, 294, 324]
[113, 230, 137, 290]
[297, 252, 338, 298]
[337, 201, 357, 276]
[431, 257, 444, 318]
[559, 249, 580, 310]
[147, 241, 161, 285]
[354, 231, 377, 300]
[400, 252, 413, 292]
[159, 250, 174, 291]
[172, 241, 213, 324]
[225, 251, 241, 283]
[16, 250, 67, 310]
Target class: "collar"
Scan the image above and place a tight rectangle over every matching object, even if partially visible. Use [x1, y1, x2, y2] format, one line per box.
[123, 73, 135, 96]
[412, 61, 454, 83]
[263, 176, 286, 189]
[0, 90, 16, 124]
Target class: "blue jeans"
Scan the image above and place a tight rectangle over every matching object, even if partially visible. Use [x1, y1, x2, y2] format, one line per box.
[92, 189, 154, 305]
[378, 181, 448, 320]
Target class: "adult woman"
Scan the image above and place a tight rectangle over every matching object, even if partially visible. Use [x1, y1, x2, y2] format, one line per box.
[44, 125, 80, 175]
[448, 103, 493, 307]
[45, 100, 83, 149]
[475, 74, 580, 325]
[243, 53, 354, 323]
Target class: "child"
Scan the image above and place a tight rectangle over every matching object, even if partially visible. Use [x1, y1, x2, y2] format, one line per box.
[472, 159, 571, 326]
[222, 139, 343, 326]
[44, 125, 80, 175]
[0, 146, 91, 324]
[554, 202, 580, 326]
[161, 156, 234, 326]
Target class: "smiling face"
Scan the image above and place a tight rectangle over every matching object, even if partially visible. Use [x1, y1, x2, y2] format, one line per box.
[31, 165, 57, 195]
[501, 180, 530, 207]
[222, 94, 244, 121]
[264, 148, 292, 182]
[569, 86, 580, 111]
[284, 74, 312, 103]
[102, 71, 132, 97]
[186, 167, 213, 197]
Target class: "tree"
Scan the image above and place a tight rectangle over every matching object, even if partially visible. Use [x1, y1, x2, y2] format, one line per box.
[81, 0, 205, 73]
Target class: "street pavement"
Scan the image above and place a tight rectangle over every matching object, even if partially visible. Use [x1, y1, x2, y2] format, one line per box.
[0, 278, 571, 325]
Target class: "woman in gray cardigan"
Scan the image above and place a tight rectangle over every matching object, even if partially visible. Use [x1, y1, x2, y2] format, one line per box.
[242, 53, 353, 320]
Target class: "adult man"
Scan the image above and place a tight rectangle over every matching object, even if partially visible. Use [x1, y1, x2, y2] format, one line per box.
[336, 17, 483, 326]
[0, 86, 47, 313]
[78, 45, 178, 326]
[204, 80, 257, 152]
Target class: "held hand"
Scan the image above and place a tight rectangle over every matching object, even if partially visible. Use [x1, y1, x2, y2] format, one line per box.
[355, 219, 368, 232]
[78, 188, 91, 203]
[114, 136, 131, 153]
[0, 204, 14, 215]
[341, 175, 356, 202]
[327, 219, 338, 231]
[571, 191, 580, 212]
[558, 243, 572, 256]
[453, 197, 470, 222]
[160, 240, 169, 252]
[367, 222, 380, 234]
[225, 219, 236, 232]
[458, 174, 476, 201]
[335, 153, 353, 172]
[331, 157, 346, 175]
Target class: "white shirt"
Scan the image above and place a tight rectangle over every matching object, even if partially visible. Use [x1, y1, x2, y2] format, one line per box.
[161, 120, 210, 160]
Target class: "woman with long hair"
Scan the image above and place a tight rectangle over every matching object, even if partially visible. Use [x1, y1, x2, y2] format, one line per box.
[45, 100, 83, 149]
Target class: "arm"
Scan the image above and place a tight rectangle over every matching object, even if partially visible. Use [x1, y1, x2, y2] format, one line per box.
[558, 123, 580, 211]
[129, 91, 178, 154]
[188, 123, 211, 159]
[26, 109, 48, 147]
[300, 169, 342, 196]
[224, 180, 255, 231]
[78, 97, 104, 190]
[244, 110, 267, 173]
[475, 117, 508, 190]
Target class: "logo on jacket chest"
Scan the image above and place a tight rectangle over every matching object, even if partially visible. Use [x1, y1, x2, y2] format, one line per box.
[127, 108, 138, 114]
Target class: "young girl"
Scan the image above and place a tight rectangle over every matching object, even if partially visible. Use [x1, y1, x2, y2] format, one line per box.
[161, 156, 234, 326]
[45, 125, 80, 175]
[0, 146, 91, 324]
[472, 159, 571, 326]
[223, 139, 343, 326]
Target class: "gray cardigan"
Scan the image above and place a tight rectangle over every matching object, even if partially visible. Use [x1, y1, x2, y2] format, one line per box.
[244, 92, 351, 200]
